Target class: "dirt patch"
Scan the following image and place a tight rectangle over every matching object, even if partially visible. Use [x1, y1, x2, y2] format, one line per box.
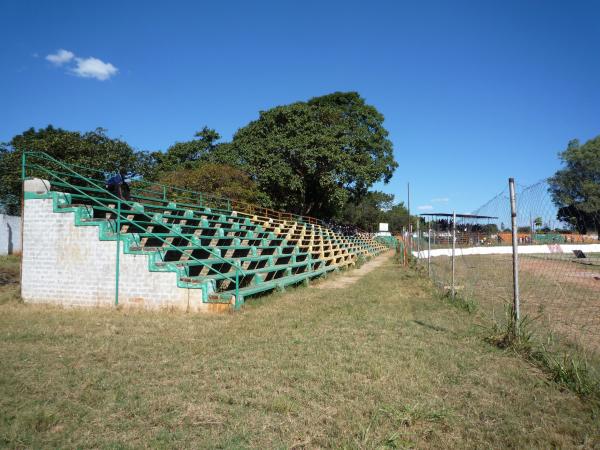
[314, 250, 394, 290]
[431, 253, 600, 355]
[518, 256, 600, 352]
[520, 257, 600, 290]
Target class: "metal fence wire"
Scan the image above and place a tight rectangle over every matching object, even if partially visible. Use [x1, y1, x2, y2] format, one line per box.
[415, 178, 600, 376]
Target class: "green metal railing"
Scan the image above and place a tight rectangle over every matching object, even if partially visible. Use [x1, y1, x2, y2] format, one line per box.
[20, 154, 330, 227]
[22, 151, 245, 309]
[21, 152, 386, 238]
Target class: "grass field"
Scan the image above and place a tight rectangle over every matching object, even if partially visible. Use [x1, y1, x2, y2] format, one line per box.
[429, 252, 600, 357]
[1, 254, 600, 448]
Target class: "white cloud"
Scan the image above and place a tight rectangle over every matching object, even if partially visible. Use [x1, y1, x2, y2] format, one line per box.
[46, 49, 74, 65]
[417, 205, 434, 211]
[43, 49, 118, 81]
[431, 197, 449, 203]
[72, 57, 118, 81]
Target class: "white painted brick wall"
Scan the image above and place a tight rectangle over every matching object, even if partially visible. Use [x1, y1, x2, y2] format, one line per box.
[22, 198, 210, 312]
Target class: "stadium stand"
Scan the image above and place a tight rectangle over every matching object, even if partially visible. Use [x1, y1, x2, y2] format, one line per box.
[21, 152, 395, 311]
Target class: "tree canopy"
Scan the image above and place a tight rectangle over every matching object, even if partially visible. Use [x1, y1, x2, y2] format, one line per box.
[338, 191, 417, 233]
[151, 127, 222, 174]
[1, 92, 401, 227]
[0, 125, 150, 215]
[230, 92, 397, 217]
[548, 136, 600, 233]
[158, 163, 267, 206]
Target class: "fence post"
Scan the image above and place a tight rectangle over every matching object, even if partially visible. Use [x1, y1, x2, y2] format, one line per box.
[427, 220, 431, 277]
[407, 182, 412, 258]
[20, 152, 26, 301]
[451, 211, 456, 298]
[509, 178, 520, 329]
[529, 214, 533, 245]
[235, 269, 240, 310]
[416, 219, 420, 259]
[115, 200, 121, 307]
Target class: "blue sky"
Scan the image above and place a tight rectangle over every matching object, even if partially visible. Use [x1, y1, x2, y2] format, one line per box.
[2, 0, 599, 214]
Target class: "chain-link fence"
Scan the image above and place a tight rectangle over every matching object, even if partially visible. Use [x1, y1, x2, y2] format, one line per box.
[414, 178, 600, 387]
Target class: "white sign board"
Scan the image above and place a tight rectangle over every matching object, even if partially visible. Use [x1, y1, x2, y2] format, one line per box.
[379, 223, 389, 232]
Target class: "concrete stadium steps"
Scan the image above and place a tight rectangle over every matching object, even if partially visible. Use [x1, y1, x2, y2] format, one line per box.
[39, 187, 394, 307]
[82, 193, 391, 263]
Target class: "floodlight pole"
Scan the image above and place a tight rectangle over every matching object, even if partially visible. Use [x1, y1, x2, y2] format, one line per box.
[451, 211, 456, 298]
[509, 178, 521, 329]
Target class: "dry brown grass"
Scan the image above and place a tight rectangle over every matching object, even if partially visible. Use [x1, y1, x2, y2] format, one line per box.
[430, 253, 600, 356]
[0, 255, 20, 305]
[1, 254, 599, 448]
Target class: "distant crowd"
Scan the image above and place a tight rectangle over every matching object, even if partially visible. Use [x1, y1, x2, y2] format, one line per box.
[323, 220, 361, 236]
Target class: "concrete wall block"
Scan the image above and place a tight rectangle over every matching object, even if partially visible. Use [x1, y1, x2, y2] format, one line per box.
[22, 198, 208, 312]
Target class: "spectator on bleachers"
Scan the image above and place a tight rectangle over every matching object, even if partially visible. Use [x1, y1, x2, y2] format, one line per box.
[106, 170, 131, 201]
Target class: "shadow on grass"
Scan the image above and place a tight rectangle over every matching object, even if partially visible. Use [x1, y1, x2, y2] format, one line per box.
[412, 319, 449, 333]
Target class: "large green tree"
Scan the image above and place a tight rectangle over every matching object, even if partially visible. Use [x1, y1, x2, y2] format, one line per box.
[385, 203, 416, 233]
[0, 125, 150, 215]
[158, 163, 268, 206]
[340, 191, 394, 231]
[548, 137, 600, 233]
[150, 127, 243, 177]
[152, 127, 220, 173]
[339, 191, 417, 232]
[231, 92, 397, 217]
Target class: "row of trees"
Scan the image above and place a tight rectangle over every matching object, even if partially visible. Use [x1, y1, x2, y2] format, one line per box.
[2, 91, 598, 233]
[0, 91, 412, 230]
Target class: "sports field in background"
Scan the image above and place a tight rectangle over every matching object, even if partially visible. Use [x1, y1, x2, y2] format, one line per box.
[429, 252, 600, 357]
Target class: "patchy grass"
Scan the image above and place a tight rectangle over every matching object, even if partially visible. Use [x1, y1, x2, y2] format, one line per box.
[429, 253, 600, 354]
[1, 255, 599, 448]
[487, 306, 600, 400]
[428, 252, 600, 401]
[438, 291, 478, 314]
[0, 255, 20, 305]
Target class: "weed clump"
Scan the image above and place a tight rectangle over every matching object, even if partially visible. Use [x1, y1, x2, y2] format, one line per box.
[488, 305, 600, 401]
[439, 291, 477, 314]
